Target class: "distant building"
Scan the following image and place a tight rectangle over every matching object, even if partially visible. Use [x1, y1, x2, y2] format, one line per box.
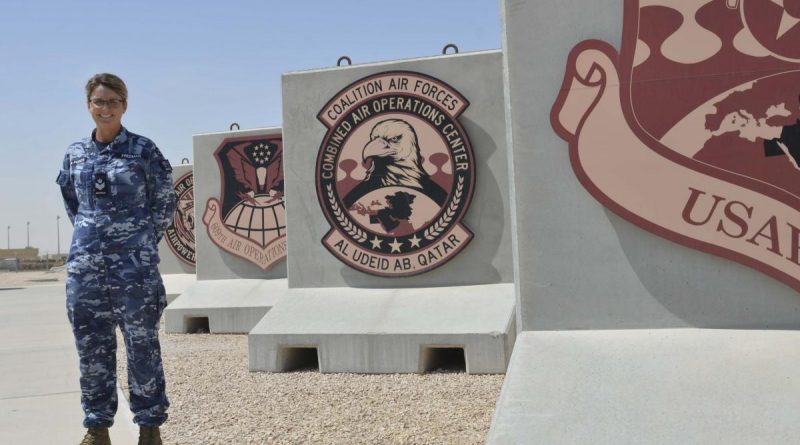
[0, 247, 39, 260]
[0, 258, 19, 271]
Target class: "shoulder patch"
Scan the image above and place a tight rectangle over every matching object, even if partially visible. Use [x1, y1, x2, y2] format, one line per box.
[56, 170, 69, 186]
[160, 159, 173, 172]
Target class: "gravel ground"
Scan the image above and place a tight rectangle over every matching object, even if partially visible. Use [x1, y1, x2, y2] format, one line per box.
[5, 268, 505, 443]
[117, 326, 504, 444]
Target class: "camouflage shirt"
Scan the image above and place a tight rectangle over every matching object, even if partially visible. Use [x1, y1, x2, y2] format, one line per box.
[57, 127, 176, 264]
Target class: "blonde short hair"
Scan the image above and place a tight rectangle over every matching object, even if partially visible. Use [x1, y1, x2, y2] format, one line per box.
[85, 73, 128, 102]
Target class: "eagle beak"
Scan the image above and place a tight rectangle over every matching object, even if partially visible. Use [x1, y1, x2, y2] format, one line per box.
[362, 137, 390, 168]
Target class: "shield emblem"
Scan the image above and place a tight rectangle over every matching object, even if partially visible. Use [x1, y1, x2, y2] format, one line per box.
[201, 135, 287, 271]
[553, 0, 800, 292]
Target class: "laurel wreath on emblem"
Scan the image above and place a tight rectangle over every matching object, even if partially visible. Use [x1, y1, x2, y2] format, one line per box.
[424, 175, 464, 241]
[327, 183, 369, 243]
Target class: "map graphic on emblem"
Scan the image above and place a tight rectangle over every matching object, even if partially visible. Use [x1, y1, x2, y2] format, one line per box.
[165, 171, 195, 265]
[316, 71, 476, 276]
[202, 135, 287, 270]
[552, 0, 800, 292]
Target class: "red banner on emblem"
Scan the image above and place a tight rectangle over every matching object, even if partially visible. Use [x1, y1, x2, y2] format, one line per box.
[552, 41, 800, 292]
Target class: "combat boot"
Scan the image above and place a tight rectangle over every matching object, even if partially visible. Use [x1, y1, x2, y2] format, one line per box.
[138, 426, 162, 445]
[79, 427, 111, 445]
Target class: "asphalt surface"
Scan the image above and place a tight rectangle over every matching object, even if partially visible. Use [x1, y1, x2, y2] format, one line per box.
[0, 284, 137, 444]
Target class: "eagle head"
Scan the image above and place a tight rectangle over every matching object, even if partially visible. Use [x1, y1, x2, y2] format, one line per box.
[361, 119, 424, 187]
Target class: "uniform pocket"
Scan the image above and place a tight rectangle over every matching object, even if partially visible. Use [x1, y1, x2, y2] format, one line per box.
[72, 164, 92, 186]
[107, 158, 147, 204]
[65, 256, 102, 292]
[135, 265, 167, 322]
[66, 256, 99, 277]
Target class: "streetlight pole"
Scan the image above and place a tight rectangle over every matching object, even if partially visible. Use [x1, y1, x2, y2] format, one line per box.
[26, 221, 30, 248]
[6, 225, 9, 249]
[56, 216, 61, 257]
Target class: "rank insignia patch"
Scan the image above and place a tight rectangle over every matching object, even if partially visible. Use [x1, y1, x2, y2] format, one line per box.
[93, 172, 107, 197]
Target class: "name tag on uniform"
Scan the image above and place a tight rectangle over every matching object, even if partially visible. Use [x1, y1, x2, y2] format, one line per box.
[70, 156, 86, 166]
[94, 172, 108, 197]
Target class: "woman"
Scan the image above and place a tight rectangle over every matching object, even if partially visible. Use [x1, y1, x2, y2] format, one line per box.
[57, 73, 176, 445]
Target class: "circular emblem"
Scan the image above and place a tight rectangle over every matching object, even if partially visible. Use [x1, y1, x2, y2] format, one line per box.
[741, 0, 800, 61]
[316, 71, 476, 276]
[165, 171, 196, 265]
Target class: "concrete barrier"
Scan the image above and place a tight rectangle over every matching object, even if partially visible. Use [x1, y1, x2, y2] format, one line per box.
[249, 50, 515, 374]
[157, 163, 196, 275]
[165, 128, 288, 333]
[489, 0, 800, 442]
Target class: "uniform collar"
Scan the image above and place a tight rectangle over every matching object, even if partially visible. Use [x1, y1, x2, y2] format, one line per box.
[91, 126, 130, 155]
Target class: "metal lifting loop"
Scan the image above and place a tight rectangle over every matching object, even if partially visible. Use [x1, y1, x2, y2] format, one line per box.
[229, 122, 240, 131]
[337, 56, 352, 67]
[181, 158, 190, 164]
[442, 43, 459, 55]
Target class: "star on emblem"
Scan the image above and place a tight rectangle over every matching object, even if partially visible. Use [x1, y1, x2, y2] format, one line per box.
[248, 142, 274, 166]
[408, 234, 421, 248]
[771, 0, 800, 39]
[388, 238, 403, 253]
[370, 236, 383, 250]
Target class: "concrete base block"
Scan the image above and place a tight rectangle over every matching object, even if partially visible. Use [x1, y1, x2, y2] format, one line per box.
[248, 284, 516, 374]
[161, 273, 196, 305]
[487, 329, 800, 445]
[165, 278, 287, 334]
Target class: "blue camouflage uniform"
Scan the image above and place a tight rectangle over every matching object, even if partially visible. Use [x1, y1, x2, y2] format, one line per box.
[57, 126, 176, 428]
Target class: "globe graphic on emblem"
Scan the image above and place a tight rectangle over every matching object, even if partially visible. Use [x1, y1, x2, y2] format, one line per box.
[223, 194, 286, 247]
[662, 70, 800, 198]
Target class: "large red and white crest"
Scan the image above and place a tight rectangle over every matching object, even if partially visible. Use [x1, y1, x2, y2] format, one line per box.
[553, 0, 800, 292]
[201, 135, 287, 270]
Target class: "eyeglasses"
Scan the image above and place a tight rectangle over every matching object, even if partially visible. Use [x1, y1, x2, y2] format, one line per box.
[89, 98, 125, 109]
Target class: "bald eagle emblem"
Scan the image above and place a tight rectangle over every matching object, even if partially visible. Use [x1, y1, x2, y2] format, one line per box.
[343, 119, 447, 208]
[316, 71, 476, 277]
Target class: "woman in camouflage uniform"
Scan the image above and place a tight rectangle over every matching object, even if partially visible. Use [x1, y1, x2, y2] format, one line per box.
[57, 73, 176, 445]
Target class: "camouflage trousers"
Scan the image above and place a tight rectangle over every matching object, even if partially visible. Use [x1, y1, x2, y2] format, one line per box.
[66, 253, 169, 428]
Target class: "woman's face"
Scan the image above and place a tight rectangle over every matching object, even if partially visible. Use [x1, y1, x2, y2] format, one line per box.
[87, 85, 126, 131]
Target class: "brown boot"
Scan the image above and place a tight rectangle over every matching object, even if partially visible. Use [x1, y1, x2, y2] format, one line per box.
[80, 427, 111, 445]
[138, 426, 162, 445]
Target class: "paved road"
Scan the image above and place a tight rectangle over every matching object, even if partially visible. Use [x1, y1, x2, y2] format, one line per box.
[0, 285, 137, 444]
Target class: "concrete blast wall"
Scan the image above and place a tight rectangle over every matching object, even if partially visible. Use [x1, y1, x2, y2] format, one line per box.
[193, 128, 287, 281]
[503, 0, 800, 331]
[157, 163, 195, 275]
[282, 50, 513, 288]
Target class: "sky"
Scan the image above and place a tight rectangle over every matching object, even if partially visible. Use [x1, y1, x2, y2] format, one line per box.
[0, 0, 501, 255]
